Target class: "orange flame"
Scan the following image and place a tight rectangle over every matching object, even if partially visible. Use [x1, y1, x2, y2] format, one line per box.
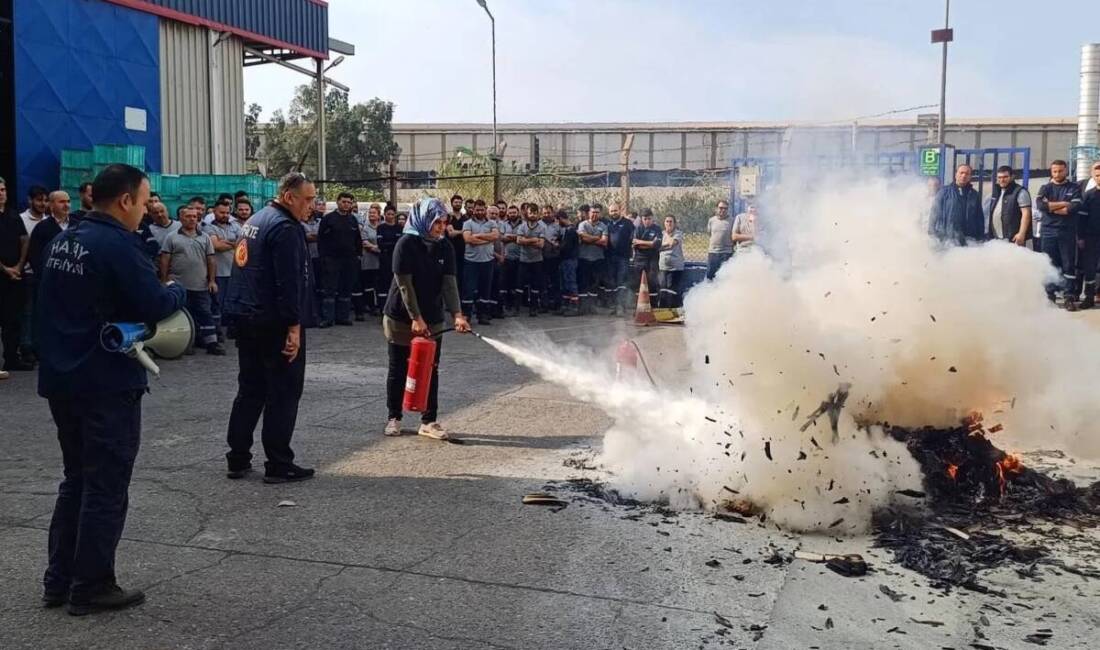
[994, 453, 1024, 496]
[945, 464, 959, 480]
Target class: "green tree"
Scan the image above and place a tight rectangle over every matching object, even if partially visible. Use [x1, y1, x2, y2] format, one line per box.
[253, 85, 398, 191]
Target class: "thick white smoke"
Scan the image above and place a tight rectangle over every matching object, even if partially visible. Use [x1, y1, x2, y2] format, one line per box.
[484, 173, 1100, 532]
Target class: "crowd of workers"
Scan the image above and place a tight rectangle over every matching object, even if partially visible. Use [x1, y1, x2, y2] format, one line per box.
[930, 160, 1100, 310]
[300, 194, 755, 330]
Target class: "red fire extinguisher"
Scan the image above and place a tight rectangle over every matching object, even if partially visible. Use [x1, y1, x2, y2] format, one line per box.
[403, 335, 438, 412]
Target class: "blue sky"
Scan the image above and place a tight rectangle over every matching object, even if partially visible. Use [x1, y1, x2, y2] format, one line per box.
[244, 0, 1098, 124]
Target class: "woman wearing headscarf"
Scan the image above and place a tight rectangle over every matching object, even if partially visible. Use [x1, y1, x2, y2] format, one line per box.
[383, 198, 471, 439]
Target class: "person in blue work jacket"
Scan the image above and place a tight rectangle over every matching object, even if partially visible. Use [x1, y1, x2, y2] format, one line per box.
[929, 163, 989, 246]
[605, 202, 635, 316]
[35, 164, 187, 616]
[1036, 160, 1085, 308]
[222, 172, 316, 484]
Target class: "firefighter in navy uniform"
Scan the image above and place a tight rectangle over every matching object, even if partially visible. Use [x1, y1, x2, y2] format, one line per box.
[35, 165, 187, 616]
[222, 172, 316, 483]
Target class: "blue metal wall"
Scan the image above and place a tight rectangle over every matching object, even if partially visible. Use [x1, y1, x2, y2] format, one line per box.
[115, 0, 328, 58]
[14, 0, 161, 198]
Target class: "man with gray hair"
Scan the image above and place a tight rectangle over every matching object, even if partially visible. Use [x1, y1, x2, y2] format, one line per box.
[28, 191, 78, 276]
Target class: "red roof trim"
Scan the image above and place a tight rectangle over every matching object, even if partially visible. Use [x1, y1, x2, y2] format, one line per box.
[102, 0, 329, 59]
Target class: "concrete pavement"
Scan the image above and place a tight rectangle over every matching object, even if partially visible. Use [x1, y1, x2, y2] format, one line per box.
[1, 314, 1097, 649]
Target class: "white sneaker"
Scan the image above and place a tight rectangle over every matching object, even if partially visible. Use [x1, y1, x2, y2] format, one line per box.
[384, 418, 402, 436]
[0, 370, 8, 380]
[417, 422, 450, 440]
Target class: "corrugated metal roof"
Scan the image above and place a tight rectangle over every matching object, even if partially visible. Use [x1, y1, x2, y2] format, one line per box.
[392, 118, 1081, 133]
[104, 0, 329, 58]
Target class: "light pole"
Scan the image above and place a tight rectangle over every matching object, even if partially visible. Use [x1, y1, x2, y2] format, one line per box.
[475, 0, 499, 200]
[933, 0, 951, 148]
[315, 55, 346, 190]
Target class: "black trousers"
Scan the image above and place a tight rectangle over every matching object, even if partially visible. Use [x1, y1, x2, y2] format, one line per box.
[0, 278, 25, 365]
[501, 259, 520, 308]
[516, 261, 544, 309]
[226, 324, 305, 472]
[386, 338, 442, 423]
[45, 390, 143, 600]
[321, 256, 357, 323]
[1079, 234, 1100, 295]
[1042, 233, 1078, 299]
[542, 257, 561, 308]
[355, 269, 378, 314]
[376, 257, 394, 312]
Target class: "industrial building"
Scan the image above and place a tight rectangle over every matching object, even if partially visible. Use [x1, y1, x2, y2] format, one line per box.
[0, 0, 350, 204]
[390, 117, 1090, 177]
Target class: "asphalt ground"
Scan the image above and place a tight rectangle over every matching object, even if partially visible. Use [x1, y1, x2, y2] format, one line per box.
[1, 314, 1098, 649]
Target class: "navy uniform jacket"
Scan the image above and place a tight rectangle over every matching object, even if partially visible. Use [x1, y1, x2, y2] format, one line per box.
[929, 183, 987, 245]
[223, 202, 311, 328]
[35, 212, 187, 398]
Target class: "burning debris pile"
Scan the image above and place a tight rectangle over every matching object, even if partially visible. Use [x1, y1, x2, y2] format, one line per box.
[873, 414, 1100, 592]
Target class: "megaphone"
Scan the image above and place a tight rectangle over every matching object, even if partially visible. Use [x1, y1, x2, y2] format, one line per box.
[100, 309, 195, 376]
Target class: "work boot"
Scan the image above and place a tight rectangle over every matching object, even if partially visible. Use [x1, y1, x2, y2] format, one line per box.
[1065, 297, 1079, 312]
[42, 589, 66, 608]
[354, 313, 366, 322]
[1082, 294, 1096, 309]
[226, 464, 252, 480]
[67, 584, 145, 616]
[477, 315, 492, 326]
[263, 463, 315, 484]
[206, 342, 227, 356]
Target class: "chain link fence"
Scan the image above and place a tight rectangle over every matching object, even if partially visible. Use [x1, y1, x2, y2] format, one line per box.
[330, 168, 733, 263]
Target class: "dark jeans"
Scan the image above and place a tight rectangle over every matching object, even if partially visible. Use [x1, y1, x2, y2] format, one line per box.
[186, 290, 217, 347]
[386, 338, 442, 423]
[45, 390, 143, 600]
[605, 256, 631, 309]
[542, 257, 561, 308]
[462, 260, 494, 318]
[211, 276, 230, 329]
[321, 256, 357, 323]
[226, 323, 305, 473]
[706, 252, 732, 280]
[658, 269, 684, 307]
[516, 261, 544, 309]
[559, 258, 578, 297]
[631, 256, 659, 298]
[0, 278, 25, 365]
[1042, 233, 1077, 300]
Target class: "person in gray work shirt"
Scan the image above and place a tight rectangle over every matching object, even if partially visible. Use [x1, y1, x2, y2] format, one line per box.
[461, 200, 499, 324]
[515, 208, 547, 316]
[706, 200, 734, 280]
[540, 204, 562, 312]
[159, 207, 223, 355]
[203, 199, 243, 342]
[577, 203, 609, 315]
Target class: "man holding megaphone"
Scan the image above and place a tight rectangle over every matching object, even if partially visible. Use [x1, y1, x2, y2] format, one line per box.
[34, 164, 188, 616]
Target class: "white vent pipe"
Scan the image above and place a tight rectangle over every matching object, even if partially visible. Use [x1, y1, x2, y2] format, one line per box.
[1076, 44, 1100, 181]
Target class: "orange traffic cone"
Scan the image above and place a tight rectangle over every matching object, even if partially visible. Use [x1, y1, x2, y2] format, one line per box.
[634, 270, 655, 325]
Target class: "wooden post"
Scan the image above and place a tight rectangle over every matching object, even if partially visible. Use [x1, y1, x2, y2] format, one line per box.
[620, 133, 635, 212]
[388, 159, 397, 206]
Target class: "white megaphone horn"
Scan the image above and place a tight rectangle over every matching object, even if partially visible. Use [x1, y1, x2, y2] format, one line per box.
[99, 309, 195, 377]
